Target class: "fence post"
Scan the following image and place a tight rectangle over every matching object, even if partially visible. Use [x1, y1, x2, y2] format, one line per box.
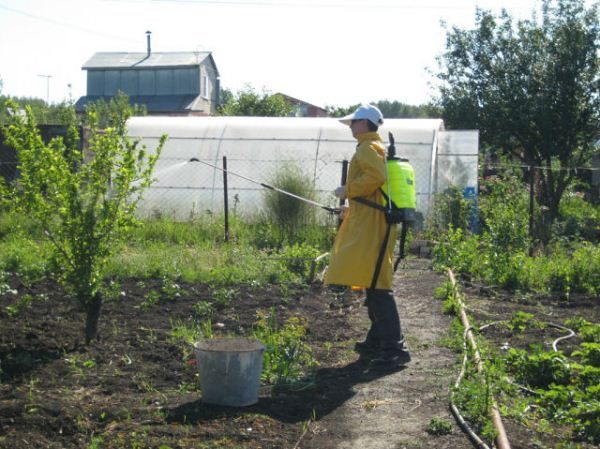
[528, 165, 535, 255]
[338, 160, 348, 228]
[223, 156, 230, 242]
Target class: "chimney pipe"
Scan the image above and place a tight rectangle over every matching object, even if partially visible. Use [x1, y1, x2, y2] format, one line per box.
[146, 31, 152, 57]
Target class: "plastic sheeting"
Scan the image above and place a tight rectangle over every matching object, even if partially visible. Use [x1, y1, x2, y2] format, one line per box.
[127, 116, 476, 221]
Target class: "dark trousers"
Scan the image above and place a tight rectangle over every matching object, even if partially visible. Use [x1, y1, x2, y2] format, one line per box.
[364, 288, 406, 351]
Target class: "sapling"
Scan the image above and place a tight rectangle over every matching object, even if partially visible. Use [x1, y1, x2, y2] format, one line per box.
[2, 99, 166, 344]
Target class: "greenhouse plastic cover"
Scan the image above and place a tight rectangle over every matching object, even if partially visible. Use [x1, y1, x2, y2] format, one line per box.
[127, 116, 475, 221]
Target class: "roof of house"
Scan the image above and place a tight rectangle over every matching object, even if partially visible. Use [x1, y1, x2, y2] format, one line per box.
[82, 52, 215, 70]
[277, 93, 326, 112]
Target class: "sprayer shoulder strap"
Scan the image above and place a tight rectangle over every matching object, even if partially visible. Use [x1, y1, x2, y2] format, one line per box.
[378, 188, 400, 210]
[352, 196, 387, 212]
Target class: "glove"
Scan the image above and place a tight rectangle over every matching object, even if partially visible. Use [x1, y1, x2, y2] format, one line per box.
[334, 186, 346, 199]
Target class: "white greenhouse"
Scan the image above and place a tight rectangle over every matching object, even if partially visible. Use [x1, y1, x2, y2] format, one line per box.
[127, 116, 479, 222]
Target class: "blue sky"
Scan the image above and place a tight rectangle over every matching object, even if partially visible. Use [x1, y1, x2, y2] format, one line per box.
[0, 0, 548, 108]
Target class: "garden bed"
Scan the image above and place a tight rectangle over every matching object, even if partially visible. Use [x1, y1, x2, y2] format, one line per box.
[0, 261, 598, 449]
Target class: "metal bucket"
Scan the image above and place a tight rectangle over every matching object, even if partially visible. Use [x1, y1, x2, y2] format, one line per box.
[194, 337, 265, 407]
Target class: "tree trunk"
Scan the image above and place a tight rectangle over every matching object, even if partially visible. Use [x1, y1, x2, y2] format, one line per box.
[536, 167, 566, 247]
[84, 292, 103, 345]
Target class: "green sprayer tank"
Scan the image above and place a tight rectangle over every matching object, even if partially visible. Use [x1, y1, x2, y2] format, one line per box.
[381, 132, 416, 221]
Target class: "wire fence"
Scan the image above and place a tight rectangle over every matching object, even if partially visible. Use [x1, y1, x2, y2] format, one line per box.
[133, 155, 436, 222]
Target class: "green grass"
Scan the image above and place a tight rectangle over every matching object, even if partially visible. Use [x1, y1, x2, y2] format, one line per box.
[0, 212, 333, 286]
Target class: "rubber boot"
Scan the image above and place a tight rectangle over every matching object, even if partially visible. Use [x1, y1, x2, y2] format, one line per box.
[366, 289, 410, 367]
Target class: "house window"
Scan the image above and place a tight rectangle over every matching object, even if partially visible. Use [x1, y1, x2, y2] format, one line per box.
[202, 75, 210, 99]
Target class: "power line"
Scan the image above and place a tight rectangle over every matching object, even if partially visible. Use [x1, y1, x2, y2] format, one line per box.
[101, 0, 504, 10]
[0, 3, 139, 44]
[481, 162, 600, 172]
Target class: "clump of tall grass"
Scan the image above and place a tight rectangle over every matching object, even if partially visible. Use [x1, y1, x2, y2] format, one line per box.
[261, 162, 320, 244]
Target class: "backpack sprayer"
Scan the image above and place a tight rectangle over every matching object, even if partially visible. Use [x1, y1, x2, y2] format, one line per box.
[352, 132, 417, 286]
[384, 132, 417, 272]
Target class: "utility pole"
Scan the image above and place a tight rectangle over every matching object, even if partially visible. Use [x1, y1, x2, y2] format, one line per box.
[37, 74, 53, 104]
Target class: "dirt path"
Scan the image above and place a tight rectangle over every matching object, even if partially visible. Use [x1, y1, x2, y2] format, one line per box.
[300, 258, 472, 449]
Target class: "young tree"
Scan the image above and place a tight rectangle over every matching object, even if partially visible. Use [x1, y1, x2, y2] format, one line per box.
[217, 85, 293, 116]
[436, 0, 599, 241]
[85, 91, 147, 129]
[3, 98, 166, 344]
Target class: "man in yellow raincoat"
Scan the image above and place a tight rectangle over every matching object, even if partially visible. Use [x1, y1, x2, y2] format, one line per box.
[325, 104, 410, 368]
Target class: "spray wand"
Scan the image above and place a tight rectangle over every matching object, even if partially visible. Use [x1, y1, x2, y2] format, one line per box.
[188, 158, 340, 214]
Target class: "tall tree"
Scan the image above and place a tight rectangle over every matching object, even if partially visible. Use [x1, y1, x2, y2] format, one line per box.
[436, 0, 599, 240]
[217, 86, 293, 117]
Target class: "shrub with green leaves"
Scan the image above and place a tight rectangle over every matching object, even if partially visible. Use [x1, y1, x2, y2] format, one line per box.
[555, 191, 600, 243]
[451, 367, 497, 441]
[565, 318, 600, 343]
[572, 343, 600, 368]
[252, 308, 317, 385]
[426, 185, 474, 235]
[432, 226, 481, 274]
[506, 348, 571, 388]
[478, 173, 530, 255]
[506, 311, 537, 333]
[426, 416, 453, 436]
[278, 242, 323, 280]
[431, 169, 599, 295]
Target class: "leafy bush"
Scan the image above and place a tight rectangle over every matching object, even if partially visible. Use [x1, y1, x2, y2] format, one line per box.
[478, 174, 530, 255]
[572, 343, 600, 368]
[426, 416, 453, 435]
[506, 311, 536, 333]
[432, 227, 481, 274]
[426, 185, 474, 234]
[431, 170, 599, 295]
[451, 367, 497, 441]
[555, 191, 600, 243]
[506, 348, 571, 388]
[252, 309, 317, 385]
[278, 242, 323, 281]
[565, 318, 600, 343]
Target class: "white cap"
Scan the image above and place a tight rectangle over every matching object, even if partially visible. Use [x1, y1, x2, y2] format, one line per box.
[339, 104, 384, 126]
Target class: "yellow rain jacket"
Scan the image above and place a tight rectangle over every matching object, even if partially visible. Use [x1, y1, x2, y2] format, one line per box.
[325, 132, 397, 290]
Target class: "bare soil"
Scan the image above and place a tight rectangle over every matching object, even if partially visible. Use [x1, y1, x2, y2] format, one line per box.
[0, 257, 597, 449]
